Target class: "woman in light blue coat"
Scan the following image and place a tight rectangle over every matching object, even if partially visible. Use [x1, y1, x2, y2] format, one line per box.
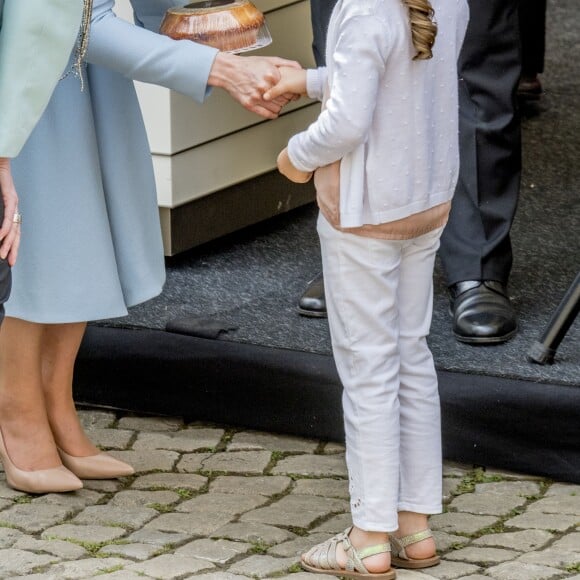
[0, 0, 297, 493]
[0, 0, 84, 324]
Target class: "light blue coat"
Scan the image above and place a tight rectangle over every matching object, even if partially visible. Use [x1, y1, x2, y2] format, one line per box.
[7, 0, 220, 322]
[0, 0, 84, 157]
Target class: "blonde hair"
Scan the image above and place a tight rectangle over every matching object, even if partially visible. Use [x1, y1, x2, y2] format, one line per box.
[401, 0, 437, 60]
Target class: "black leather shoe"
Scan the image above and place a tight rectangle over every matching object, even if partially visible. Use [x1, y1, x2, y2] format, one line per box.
[450, 280, 517, 344]
[297, 273, 327, 318]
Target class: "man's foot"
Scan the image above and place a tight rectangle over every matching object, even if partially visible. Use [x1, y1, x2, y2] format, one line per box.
[297, 273, 327, 318]
[518, 74, 543, 101]
[449, 280, 517, 344]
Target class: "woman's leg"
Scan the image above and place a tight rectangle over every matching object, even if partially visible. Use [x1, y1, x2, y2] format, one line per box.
[0, 317, 62, 470]
[40, 322, 100, 457]
[396, 228, 443, 559]
[317, 215, 406, 572]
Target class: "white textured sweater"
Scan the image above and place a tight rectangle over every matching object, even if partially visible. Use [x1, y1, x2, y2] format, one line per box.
[288, 0, 469, 228]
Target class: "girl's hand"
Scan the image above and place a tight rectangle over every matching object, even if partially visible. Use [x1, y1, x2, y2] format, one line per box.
[277, 148, 313, 183]
[209, 54, 301, 119]
[264, 67, 307, 101]
[0, 158, 21, 266]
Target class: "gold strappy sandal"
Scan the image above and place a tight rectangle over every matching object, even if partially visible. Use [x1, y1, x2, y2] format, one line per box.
[300, 527, 396, 579]
[390, 529, 440, 569]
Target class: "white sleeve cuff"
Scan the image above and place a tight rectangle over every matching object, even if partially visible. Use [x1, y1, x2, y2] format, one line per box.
[306, 67, 327, 101]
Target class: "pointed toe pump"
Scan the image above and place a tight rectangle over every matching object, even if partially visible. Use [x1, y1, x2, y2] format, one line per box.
[57, 448, 135, 480]
[0, 430, 83, 494]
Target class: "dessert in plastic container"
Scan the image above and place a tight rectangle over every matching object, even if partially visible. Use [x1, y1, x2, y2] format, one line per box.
[160, 0, 272, 54]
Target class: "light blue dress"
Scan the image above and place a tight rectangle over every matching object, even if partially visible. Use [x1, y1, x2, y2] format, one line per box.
[7, 0, 219, 323]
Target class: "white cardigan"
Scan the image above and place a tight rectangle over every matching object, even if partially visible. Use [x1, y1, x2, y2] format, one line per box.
[288, 0, 469, 228]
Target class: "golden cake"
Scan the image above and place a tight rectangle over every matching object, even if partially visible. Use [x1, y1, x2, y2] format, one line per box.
[160, 0, 270, 53]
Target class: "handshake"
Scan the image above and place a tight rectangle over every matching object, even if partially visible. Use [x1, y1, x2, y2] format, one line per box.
[209, 54, 313, 184]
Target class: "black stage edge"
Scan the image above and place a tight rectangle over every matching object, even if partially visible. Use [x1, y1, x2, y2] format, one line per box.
[76, 326, 580, 484]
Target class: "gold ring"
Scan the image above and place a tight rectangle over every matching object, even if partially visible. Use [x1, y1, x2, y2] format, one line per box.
[12, 211, 22, 225]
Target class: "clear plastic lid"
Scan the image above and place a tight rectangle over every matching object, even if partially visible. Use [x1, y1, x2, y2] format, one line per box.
[160, 0, 272, 54]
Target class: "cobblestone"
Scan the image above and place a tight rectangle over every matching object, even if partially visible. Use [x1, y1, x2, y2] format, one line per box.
[272, 454, 348, 478]
[0, 412, 578, 580]
[126, 554, 215, 578]
[486, 561, 563, 579]
[0, 504, 73, 533]
[228, 431, 318, 453]
[210, 475, 292, 496]
[133, 427, 224, 452]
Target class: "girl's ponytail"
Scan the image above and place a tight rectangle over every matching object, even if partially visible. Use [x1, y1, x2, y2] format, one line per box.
[401, 0, 437, 60]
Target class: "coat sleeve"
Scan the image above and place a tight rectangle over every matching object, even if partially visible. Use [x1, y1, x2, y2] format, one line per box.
[0, 0, 84, 157]
[86, 0, 219, 104]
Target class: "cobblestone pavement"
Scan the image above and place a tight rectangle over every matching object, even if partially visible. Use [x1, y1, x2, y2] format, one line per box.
[0, 410, 578, 580]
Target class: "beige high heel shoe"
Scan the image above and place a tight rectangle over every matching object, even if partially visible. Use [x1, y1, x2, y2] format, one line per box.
[0, 429, 83, 494]
[57, 448, 135, 479]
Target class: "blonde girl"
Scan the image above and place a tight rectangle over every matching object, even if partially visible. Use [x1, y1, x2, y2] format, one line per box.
[267, 0, 468, 577]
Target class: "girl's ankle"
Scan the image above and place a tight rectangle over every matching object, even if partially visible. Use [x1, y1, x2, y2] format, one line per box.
[348, 526, 392, 573]
[395, 512, 436, 560]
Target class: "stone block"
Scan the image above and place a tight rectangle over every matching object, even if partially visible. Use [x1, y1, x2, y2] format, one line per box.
[429, 512, 498, 536]
[0, 504, 73, 533]
[472, 529, 554, 551]
[131, 472, 208, 491]
[176, 452, 213, 473]
[228, 555, 297, 578]
[78, 410, 117, 430]
[202, 451, 272, 475]
[86, 428, 134, 450]
[127, 528, 193, 546]
[99, 542, 161, 560]
[210, 475, 291, 496]
[41, 524, 127, 543]
[211, 522, 296, 545]
[133, 428, 224, 452]
[449, 492, 526, 516]
[444, 546, 517, 564]
[228, 431, 318, 453]
[71, 505, 158, 529]
[526, 494, 580, 516]
[272, 455, 347, 478]
[0, 527, 23, 548]
[268, 533, 333, 557]
[474, 481, 541, 497]
[0, 549, 55, 577]
[486, 561, 562, 580]
[127, 554, 215, 578]
[504, 512, 578, 532]
[13, 536, 88, 560]
[41, 556, 130, 579]
[175, 538, 252, 564]
[292, 478, 350, 499]
[241, 495, 348, 528]
[117, 416, 184, 431]
[176, 493, 268, 515]
[108, 490, 181, 509]
[421, 560, 480, 579]
[311, 513, 353, 533]
[31, 489, 103, 510]
[145, 511, 233, 536]
[107, 449, 179, 473]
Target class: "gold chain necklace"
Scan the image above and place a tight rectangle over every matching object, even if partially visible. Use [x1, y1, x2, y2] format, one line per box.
[60, 0, 94, 91]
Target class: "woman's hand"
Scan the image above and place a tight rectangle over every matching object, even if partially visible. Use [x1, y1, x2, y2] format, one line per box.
[277, 148, 313, 183]
[209, 53, 301, 119]
[264, 67, 307, 101]
[0, 158, 21, 266]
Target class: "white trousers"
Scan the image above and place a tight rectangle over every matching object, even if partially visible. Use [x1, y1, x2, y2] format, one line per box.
[318, 214, 443, 532]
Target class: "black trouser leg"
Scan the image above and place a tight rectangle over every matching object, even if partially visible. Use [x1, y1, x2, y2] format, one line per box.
[519, 0, 546, 76]
[439, 0, 522, 286]
[309, 0, 338, 66]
